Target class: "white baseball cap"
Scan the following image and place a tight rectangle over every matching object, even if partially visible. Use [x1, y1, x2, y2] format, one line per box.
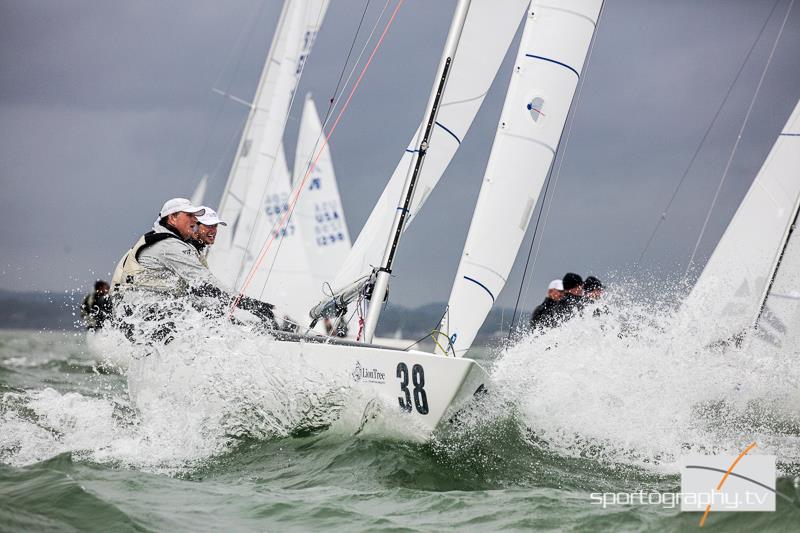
[196, 207, 227, 226]
[159, 198, 205, 218]
[548, 279, 564, 291]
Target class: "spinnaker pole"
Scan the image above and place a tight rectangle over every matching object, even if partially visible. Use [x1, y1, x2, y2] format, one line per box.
[362, 0, 473, 343]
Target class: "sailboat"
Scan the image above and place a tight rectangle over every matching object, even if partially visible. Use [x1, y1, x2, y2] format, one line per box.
[204, 0, 353, 325]
[236, 0, 597, 439]
[680, 99, 800, 348]
[121, 0, 603, 441]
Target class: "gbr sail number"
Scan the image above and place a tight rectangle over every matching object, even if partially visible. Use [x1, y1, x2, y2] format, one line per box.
[396, 362, 429, 415]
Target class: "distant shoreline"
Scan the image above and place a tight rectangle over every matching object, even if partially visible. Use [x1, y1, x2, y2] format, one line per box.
[0, 289, 522, 340]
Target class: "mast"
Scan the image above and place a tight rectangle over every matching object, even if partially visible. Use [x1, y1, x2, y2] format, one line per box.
[362, 0, 473, 344]
[753, 187, 800, 329]
[332, 0, 529, 294]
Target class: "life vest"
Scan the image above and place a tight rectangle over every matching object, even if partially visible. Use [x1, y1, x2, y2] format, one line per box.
[112, 231, 181, 292]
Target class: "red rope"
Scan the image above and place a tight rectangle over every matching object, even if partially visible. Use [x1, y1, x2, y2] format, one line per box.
[231, 0, 406, 316]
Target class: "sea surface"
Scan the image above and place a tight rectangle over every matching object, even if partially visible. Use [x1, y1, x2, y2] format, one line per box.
[1, 301, 799, 532]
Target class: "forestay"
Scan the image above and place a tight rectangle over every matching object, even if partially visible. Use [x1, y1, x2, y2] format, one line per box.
[332, 0, 530, 292]
[292, 94, 352, 291]
[210, 0, 329, 289]
[681, 99, 800, 344]
[437, 0, 603, 355]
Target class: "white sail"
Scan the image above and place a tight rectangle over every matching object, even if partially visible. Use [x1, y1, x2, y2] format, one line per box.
[210, 0, 329, 288]
[332, 0, 529, 291]
[682, 99, 800, 343]
[292, 94, 352, 289]
[436, 0, 603, 355]
[245, 146, 320, 323]
[190, 174, 208, 206]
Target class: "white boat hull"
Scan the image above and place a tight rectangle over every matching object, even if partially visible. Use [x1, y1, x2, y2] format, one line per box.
[284, 339, 488, 440]
[125, 332, 489, 443]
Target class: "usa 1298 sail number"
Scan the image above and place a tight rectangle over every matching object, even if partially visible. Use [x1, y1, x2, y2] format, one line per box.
[396, 362, 429, 415]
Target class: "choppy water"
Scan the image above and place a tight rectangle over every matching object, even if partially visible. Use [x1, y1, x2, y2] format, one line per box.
[2, 296, 799, 531]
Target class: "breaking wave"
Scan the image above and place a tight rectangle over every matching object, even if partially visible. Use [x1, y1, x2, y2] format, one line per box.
[1, 306, 349, 474]
[485, 282, 800, 475]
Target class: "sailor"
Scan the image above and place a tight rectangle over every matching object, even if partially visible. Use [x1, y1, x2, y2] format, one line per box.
[552, 272, 584, 324]
[530, 279, 564, 330]
[80, 280, 112, 330]
[111, 198, 276, 338]
[111, 198, 215, 293]
[583, 275, 609, 318]
[583, 276, 604, 300]
[190, 206, 227, 267]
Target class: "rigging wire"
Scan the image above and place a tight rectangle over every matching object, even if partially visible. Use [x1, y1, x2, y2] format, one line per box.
[322, 0, 373, 126]
[232, 0, 407, 314]
[187, 0, 270, 192]
[507, 4, 606, 333]
[683, 0, 794, 280]
[635, 0, 783, 267]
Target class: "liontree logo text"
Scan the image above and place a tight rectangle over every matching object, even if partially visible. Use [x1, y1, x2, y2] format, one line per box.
[351, 362, 386, 384]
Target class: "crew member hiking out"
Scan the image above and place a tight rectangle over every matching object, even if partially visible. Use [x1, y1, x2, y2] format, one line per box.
[583, 275, 608, 317]
[530, 279, 564, 331]
[552, 272, 584, 325]
[190, 206, 227, 267]
[111, 198, 276, 342]
[81, 280, 112, 330]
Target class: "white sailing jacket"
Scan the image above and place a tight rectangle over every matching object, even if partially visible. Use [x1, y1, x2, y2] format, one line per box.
[113, 222, 230, 294]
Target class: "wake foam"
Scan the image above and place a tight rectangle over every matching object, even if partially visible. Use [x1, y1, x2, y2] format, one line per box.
[1, 312, 348, 474]
[488, 284, 800, 474]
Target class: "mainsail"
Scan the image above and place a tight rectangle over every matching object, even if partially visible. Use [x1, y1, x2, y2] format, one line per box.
[682, 99, 800, 344]
[292, 94, 352, 290]
[331, 0, 529, 291]
[437, 0, 603, 355]
[210, 0, 329, 289]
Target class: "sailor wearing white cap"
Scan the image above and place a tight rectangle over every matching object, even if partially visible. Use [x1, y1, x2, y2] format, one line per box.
[192, 207, 227, 267]
[111, 198, 218, 292]
[110, 198, 276, 339]
[529, 278, 565, 331]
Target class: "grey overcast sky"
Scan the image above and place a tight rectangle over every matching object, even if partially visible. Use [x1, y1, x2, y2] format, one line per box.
[1, 0, 798, 311]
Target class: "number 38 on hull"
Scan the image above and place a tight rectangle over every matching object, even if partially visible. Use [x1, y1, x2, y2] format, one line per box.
[273, 336, 489, 441]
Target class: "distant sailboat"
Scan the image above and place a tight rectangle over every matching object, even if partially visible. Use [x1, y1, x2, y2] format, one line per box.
[292, 93, 352, 293]
[204, 0, 341, 323]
